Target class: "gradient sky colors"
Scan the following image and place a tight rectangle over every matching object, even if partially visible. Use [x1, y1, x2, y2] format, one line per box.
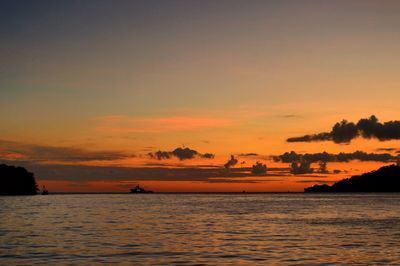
[1, 0, 400, 192]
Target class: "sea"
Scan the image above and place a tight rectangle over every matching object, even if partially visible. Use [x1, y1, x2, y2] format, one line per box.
[1, 193, 400, 265]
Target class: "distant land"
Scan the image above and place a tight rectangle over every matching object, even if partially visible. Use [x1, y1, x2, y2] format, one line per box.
[305, 164, 400, 192]
[0, 164, 38, 195]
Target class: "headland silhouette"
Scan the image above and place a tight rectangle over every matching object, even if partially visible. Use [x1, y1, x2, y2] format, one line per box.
[0, 164, 38, 195]
[305, 164, 400, 192]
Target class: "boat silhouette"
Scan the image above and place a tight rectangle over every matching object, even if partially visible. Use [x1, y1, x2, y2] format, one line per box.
[130, 185, 153, 193]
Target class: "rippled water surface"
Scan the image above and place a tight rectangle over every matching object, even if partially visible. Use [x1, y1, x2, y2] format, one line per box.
[1, 193, 400, 265]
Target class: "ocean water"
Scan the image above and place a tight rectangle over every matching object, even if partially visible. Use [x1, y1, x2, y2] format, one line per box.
[1, 194, 400, 265]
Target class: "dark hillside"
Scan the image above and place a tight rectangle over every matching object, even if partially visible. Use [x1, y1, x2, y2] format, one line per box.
[0, 164, 38, 195]
[305, 164, 400, 192]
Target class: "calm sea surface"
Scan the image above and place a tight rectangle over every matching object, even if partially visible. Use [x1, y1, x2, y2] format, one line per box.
[1, 193, 400, 265]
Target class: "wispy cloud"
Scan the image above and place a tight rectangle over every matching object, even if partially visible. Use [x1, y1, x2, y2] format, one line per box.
[375, 148, 399, 153]
[277, 114, 303, 119]
[0, 140, 130, 163]
[96, 115, 235, 133]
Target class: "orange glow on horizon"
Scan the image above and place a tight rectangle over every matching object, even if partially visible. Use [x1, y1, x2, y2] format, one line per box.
[37, 160, 393, 193]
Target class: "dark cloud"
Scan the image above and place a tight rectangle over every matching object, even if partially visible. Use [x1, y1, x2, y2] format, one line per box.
[172, 147, 197, 160]
[224, 155, 238, 169]
[251, 162, 267, 175]
[147, 151, 171, 160]
[0, 140, 129, 162]
[273, 150, 397, 163]
[287, 132, 331, 143]
[318, 162, 328, 173]
[274, 150, 398, 175]
[287, 115, 400, 143]
[274, 151, 333, 163]
[238, 153, 259, 156]
[331, 120, 358, 143]
[148, 147, 214, 161]
[357, 115, 400, 141]
[290, 161, 313, 175]
[375, 148, 398, 152]
[201, 153, 215, 159]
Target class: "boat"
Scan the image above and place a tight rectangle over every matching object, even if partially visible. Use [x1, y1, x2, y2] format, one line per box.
[130, 185, 153, 193]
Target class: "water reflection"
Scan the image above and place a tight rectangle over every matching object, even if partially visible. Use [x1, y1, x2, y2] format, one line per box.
[1, 194, 399, 265]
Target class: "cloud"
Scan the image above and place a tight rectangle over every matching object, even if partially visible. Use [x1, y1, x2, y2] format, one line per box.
[251, 162, 267, 175]
[201, 153, 215, 159]
[238, 153, 259, 157]
[375, 148, 398, 152]
[224, 155, 238, 169]
[287, 115, 400, 143]
[148, 147, 214, 161]
[278, 114, 303, 119]
[0, 159, 283, 184]
[172, 147, 198, 160]
[0, 140, 128, 163]
[318, 162, 328, 174]
[97, 115, 234, 133]
[290, 161, 313, 175]
[148, 150, 171, 160]
[357, 115, 400, 141]
[273, 150, 397, 163]
[287, 133, 331, 142]
[274, 150, 399, 175]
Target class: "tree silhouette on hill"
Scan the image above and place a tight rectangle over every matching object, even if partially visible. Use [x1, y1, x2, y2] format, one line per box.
[0, 164, 38, 195]
[305, 164, 400, 192]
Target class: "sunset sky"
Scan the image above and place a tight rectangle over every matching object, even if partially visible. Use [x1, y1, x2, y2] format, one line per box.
[1, 0, 400, 192]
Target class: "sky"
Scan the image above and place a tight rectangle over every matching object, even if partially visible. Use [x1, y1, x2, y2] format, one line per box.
[1, 0, 400, 192]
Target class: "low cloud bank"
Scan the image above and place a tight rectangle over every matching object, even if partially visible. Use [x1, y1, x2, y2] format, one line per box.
[0, 159, 285, 184]
[273, 150, 397, 163]
[273, 150, 398, 175]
